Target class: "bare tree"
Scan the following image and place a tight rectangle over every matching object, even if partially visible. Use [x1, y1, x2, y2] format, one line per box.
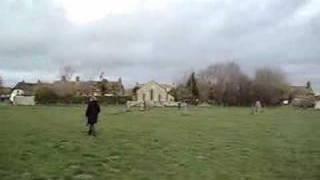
[178, 63, 290, 106]
[198, 62, 251, 105]
[60, 65, 75, 81]
[252, 67, 289, 105]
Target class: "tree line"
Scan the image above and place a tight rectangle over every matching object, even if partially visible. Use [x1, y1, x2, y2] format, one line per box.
[0, 63, 309, 106]
[174, 62, 290, 106]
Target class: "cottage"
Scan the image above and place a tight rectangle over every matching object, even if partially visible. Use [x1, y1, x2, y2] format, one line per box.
[290, 82, 315, 108]
[11, 76, 125, 98]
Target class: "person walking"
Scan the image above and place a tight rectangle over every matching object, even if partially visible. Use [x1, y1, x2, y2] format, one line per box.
[85, 96, 101, 136]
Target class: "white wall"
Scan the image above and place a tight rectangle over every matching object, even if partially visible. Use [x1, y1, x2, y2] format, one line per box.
[13, 96, 35, 106]
[315, 101, 320, 110]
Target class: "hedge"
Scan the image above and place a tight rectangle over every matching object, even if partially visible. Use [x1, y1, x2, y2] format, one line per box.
[38, 96, 132, 105]
[35, 86, 132, 104]
[35, 90, 131, 105]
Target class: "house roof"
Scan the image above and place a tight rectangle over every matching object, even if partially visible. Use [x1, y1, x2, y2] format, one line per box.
[107, 81, 124, 88]
[13, 81, 37, 91]
[12, 81, 40, 95]
[290, 85, 314, 96]
[0, 87, 11, 94]
[135, 81, 175, 92]
[290, 85, 307, 90]
[160, 84, 175, 90]
[12, 78, 125, 96]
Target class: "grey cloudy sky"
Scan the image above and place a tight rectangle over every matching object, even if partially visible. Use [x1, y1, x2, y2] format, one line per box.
[0, 0, 319, 91]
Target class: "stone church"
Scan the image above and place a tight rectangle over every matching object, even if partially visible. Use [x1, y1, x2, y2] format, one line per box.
[133, 81, 175, 104]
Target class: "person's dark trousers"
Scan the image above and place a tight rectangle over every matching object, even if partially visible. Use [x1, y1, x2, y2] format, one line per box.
[88, 124, 96, 136]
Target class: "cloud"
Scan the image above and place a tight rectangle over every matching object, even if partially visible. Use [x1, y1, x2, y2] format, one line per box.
[0, 0, 319, 91]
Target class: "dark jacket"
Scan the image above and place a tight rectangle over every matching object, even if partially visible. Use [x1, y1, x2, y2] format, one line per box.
[86, 101, 101, 125]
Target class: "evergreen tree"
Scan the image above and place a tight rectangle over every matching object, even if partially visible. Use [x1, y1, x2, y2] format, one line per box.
[186, 72, 200, 100]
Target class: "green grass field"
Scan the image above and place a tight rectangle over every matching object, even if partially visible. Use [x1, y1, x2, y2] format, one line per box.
[0, 105, 319, 180]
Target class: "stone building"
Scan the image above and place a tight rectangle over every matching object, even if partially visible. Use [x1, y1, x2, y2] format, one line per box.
[133, 81, 175, 104]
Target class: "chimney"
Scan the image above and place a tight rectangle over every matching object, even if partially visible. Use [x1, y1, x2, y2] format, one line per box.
[76, 76, 80, 82]
[61, 76, 66, 82]
[118, 77, 122, 83]
[306, 81, 311, 89]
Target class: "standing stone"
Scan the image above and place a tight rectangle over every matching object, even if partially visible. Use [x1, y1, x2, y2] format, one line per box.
[255, 100, 262, 113]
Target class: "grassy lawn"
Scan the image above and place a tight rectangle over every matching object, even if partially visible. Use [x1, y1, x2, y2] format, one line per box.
[0, 105, 319, 180]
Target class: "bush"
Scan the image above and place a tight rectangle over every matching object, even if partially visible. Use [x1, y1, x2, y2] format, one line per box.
[35, 87, 59, 104]
[97, 96, 132, 105]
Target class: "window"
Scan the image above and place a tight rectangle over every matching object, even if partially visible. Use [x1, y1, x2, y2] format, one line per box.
[150, 89, 154, 101]
[158, 94, 161, 102]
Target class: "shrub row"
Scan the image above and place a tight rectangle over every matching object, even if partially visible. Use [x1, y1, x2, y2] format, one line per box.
[36, 95, 132, 105]
[35, 87, 132, 104]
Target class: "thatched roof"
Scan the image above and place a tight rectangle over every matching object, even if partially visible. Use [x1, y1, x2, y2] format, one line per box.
[290, 85, 314, 96]
[13, 81, 38, 95]
[13, 77, 125, 96]
[0, 87, 11, 95]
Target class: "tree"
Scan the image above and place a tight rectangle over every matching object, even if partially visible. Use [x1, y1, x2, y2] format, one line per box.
[175, 85, 193, 102]
[198, 62, 252, 106]
[176, 62, 292, 106]
[186, 72, 200, 102]
[252, 67, 289, 105]
[35, 87, 58, 104]
[60, 65, 75, 81]
[54, 65, 77, 101]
